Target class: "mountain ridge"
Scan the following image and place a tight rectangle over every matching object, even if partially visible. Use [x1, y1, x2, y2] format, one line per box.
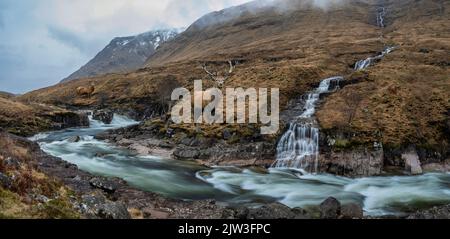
[62, 28, 184, 82]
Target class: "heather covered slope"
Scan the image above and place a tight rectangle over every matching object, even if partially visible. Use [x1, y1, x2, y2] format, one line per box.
[317, 0, 450, 151]
[19, 0, 449, 157]
[0, 95, 88, 137]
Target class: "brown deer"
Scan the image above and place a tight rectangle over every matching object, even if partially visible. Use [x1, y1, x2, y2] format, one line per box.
[76, 83, 95, 98]
[202, 61, 235, 88]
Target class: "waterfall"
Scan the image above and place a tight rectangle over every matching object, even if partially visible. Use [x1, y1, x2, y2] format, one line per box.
[376, 7, 386, 28]
[273, 4, 396, 173]
[272, 77, 342, 172]
[354, 46, 395, 71]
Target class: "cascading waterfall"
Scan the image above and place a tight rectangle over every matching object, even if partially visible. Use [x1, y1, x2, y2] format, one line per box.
[272, 77, 342, 172]
[354, 46, 395, 71]
[376, 7, 386, 28]
[273, 4, 396, 172]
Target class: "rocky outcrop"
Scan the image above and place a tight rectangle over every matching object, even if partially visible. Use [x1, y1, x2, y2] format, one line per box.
[79, 192, 130, 219]
[223, 203, 312, 219]
[92, 110, 114, 124]
[340, 203, 364, 219]
[0, 172, 12, 189]
[407, 204, 450, 219]
[318, 147, 384, 177]
[49, 112, 90, 129]
[403, 151, 423, 175]
[99, 123, 276, 167]
[319, 197, 341, 219]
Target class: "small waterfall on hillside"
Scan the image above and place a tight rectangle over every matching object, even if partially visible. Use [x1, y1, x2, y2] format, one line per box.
[273, 4, 397, 172]
[376, 7, 386, 28]
[272, 77, 342, 172]
[354, 46, 395, 71]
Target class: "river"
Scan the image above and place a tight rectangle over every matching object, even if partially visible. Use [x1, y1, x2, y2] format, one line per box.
[29, 115, 450, 217]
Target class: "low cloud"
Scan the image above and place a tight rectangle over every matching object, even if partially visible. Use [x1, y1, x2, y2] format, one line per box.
[0, 0, 250, 93]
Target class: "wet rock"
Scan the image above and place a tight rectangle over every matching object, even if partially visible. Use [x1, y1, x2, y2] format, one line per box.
[97, 202, 131, 219]
[292, 207, 312, 219]
[408, 204, 450, 219]
[340, 203, 364, 219]
[158, 141, 173, 149]
[0, 172, 12, 189]
[67, 136, 81, 143]
[180, 137, 192, 146]
[319, 147, 384, 177]
[320, 197, 341, 219]
[221, 206, 249, 219]
[173, 149, 200, 160]
[403, 151, 423, 175]
[51, 112, 89, 129]
[93, 110, 114, 124]
[142, 207, 154, 218]
[89, 178, 118, 193]
[223, 129, 232, 140]
[247, 203, 297, 219]
[422, 162, 450, 173]
[95, 152, 108, 158]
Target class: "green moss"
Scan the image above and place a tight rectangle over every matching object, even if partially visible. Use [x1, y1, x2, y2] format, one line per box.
[334, 139, 351, 149]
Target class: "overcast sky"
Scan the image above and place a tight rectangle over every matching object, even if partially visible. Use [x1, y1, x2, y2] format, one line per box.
[0, 0, 250, 94]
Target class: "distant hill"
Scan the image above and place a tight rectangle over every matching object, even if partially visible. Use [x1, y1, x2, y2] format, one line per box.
[0, 91, 16, 99]
[62, 28, 184, 82]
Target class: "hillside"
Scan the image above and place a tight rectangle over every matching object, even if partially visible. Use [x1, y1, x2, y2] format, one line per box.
[62, 29, 183, 82]
[0, 91, 16, 99]
[20, 0, 449, 162]
[0, 97, 88, 136]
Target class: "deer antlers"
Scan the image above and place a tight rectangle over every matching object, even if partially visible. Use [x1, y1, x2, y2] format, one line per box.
[202, 61, 235, 88]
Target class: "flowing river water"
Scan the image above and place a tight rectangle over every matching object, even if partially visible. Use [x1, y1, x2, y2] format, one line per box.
[30, 115, 450, 217]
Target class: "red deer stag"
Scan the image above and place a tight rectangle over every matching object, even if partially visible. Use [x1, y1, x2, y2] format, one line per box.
[76, 83, 95, 98]
[202, 61, 235, 88]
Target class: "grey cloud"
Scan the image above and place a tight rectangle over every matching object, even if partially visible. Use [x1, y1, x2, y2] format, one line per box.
[47, 26, 89, 53]
[47, 25, 105, 56]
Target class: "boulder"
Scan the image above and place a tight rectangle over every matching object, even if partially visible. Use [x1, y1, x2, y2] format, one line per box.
[173, 149, 200, 160]
[67, 136, 81, 143]
[92, 110, 114, 124]
[247, 203, 297, 219]
[89, 177, 118, 193]
[402, 151, 423, 175]
[80, 193, 131, 219]
[0, 172, 12, 189]
[97, 202, 131, 219]
[340, 203, 364, 219]
[223, 129, 232, 140]
[320, 197, 341, 219]
[51, 112, 90, 129]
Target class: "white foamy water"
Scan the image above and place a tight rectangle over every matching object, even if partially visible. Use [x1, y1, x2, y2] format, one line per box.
[354, 46, 395, 71]
[197, 167, 450, 216]
[272, 77, 342, 172]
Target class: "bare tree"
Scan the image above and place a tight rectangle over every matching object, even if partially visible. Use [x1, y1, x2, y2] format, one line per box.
[202, 61, 235, 88]
[343, 91, 364, 126]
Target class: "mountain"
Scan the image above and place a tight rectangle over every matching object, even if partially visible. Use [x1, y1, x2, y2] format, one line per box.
[21, 0, 449, 157]
[62, 28, 184, 82]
